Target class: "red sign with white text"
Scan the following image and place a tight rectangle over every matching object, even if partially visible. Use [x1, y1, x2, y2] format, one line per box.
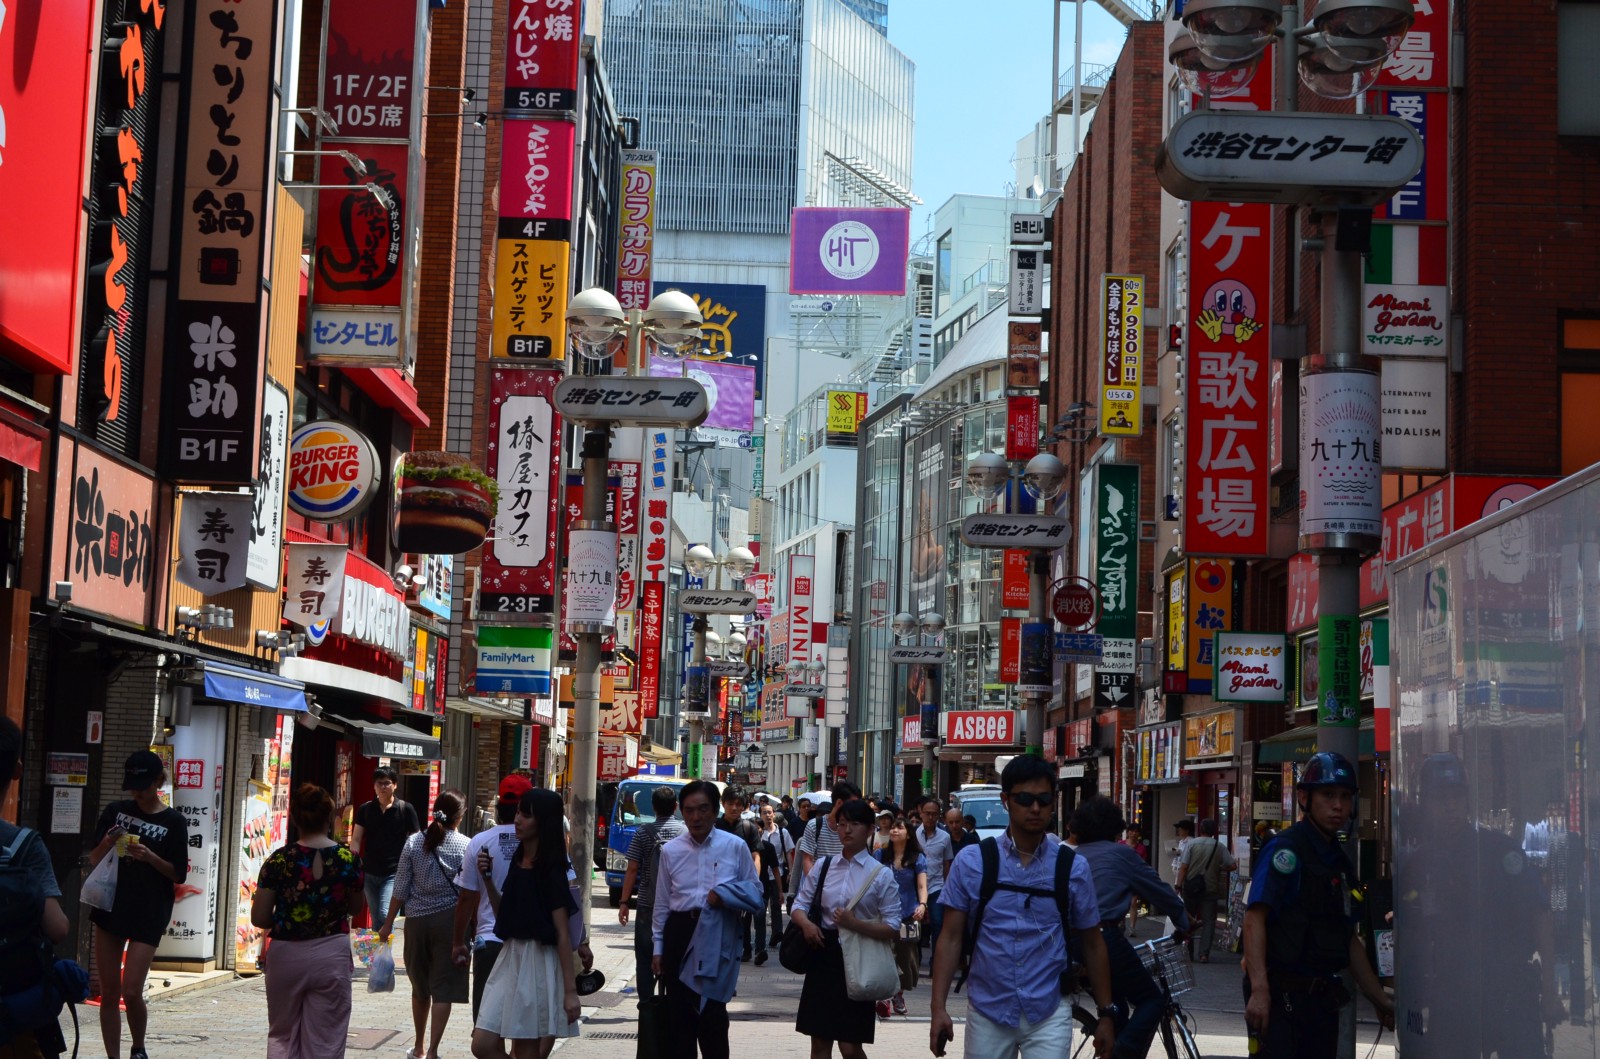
[901, 715, 922, 753]
[498, 119, 577, 241]
[788, 555, 815, 667]
[945, 711, 1016, 746]
[1375, 0, 1449, 91]
[1183, 199, 1272, 557]
[1000, 618, 1021, 684]
[1006, 396, 1040, 461]
[504, 0, 582, 111]
[638, 581, 665, 717]
[1002, 550, 1030, 609]
[0, 0, 95, 373]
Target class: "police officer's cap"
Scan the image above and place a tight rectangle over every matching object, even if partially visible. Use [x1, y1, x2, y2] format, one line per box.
[1297, 751, 1357, 792]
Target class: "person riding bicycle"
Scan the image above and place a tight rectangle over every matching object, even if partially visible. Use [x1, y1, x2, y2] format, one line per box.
[1242, 752, 1393, 1059]
[1068, 796, 1192, 1059]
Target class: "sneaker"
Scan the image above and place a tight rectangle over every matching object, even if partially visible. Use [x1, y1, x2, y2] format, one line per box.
[892, 992, 907, 1015]
[876, 1000, 893, 1020]
[753, 950, 768, 967]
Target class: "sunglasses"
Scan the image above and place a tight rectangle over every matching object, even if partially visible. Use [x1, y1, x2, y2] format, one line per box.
[1007, 791, 1052, 809]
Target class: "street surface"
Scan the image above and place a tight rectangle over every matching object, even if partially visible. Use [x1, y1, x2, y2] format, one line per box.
[69, 881, 1396, 1058]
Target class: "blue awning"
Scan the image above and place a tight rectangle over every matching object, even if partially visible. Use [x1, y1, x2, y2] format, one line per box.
[198, 663, 309, 712]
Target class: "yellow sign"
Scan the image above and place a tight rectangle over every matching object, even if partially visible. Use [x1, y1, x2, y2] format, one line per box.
[1187, 558, 1234, 693]
[1099, 274, 1144, 436]
[1167, 570, 1186, 670]
[1184, 709, 1236, 760]
[825, 390, 867, 435]
[491, 238, 569, 359]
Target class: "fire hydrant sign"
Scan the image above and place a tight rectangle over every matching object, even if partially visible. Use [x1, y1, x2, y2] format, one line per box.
[1213, 632, 1288, 704]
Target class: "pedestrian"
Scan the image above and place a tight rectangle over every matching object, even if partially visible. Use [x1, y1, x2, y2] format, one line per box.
[1068, 796, 1191, 1059]
[453, 774, 532, 1020]
[791, 799, 903, 1059]
[929, 755, 1116, 1059]
[252, 783, 365, 1059]
[754, 801, 795, 966]
[1123, 826, 1149, 864]
[789, 794, 812, 842]
[944, 808, 979, 856]
[1174, 818, 1235, 963]
[878, 815, 926, 1017]
[780, 796, 800, 835]
[380, 789, 471, 1059]
[618, 785, 686, 996]
[914, 796, 952, 966]
[1168, 819, 1193, 879]
[650, 780, 765, 1059]
[789, 794, 829, 913]
[1242, 752, 1394, 1059]
[469, 787, 582, 1059]
[962, 814, 978, 836]
[872, 808, 894, 854]
[0, 717, 71, 1059]
[351, 766, 422, 924]
[797, 782, 861, 879]
[715, 789, 763, 961]
[89, 750, 190, 1059]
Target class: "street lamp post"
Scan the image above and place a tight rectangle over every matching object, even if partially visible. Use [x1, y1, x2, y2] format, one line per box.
[683, 543, 757, 778]
[559, 287, 708, 938]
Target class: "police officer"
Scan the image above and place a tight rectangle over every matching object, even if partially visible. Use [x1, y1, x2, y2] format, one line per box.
[1242, 752, 1393, 1058]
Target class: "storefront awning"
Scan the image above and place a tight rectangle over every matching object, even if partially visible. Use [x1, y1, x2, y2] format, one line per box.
[194, 660, 308, 712]
[325, 711, 440, 760]
[1257, 718, 1376, 764]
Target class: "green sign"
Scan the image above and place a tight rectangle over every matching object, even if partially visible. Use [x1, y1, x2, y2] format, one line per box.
[1094, 464, 1140, 640]
[1317, 615, 1360, 727]
[687, 743, 703, 778]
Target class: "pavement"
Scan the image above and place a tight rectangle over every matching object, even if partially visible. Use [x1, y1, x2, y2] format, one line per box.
[64, 884, 1397, 1059]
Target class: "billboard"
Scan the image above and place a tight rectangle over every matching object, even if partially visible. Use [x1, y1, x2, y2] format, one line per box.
[826, 391, 869, 437]
[1099, 275, 1145, 436]
[653, 281, 767, 397]
[789, 208, 910, 296]
[618, 153, 658, 313]
[479, 367, 563, 616]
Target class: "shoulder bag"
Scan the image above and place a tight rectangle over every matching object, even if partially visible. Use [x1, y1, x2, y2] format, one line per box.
[1182, 839, 1218, 904]
[839, 863, 899, 1002]
[778, 856, 832, 974]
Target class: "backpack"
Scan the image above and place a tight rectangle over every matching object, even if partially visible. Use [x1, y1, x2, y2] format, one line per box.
[0, 826, 50, 996]
[956, 836, 1078, 995]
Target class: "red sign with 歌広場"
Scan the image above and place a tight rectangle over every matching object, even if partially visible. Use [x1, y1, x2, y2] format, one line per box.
[1375, 0, 1449, 91]
[1183, 199, 1272, 557]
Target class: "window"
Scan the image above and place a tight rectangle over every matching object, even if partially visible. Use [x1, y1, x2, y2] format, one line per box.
[1160, 413, 1181, 516]
[1559, 5, 1600, 135]
[935, 231, 953, 316]
[1561, 317, 1600, 472]
[1164, 239, 1184, 333]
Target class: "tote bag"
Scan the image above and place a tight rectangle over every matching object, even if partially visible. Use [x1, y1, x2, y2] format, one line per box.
[839, 864, 899, 1002]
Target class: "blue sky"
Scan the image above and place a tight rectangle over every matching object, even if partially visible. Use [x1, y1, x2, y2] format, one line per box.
[886, 1, 1136, 240]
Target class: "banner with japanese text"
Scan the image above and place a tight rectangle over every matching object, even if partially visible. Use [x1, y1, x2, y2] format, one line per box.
[1183, 200, 1272, 557]
[1185, 558, 1234, 696]
[618, 152, 658, 313]
[479, 367, 562, 617]
[176, 492, 254, 594]
[504, 0, 582, 111]
[491, 238, 570, 359]
[1099, 275, 1144, 437]
[282, 543, 348, 632]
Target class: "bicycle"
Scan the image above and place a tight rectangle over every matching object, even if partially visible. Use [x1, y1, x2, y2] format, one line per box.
[1071, 935, 1201, 1059]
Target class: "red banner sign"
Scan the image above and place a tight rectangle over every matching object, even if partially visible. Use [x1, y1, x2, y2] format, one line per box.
[1002, 550, 1030, 609]
[945, 711, 1016, 746]
[618, 151, 658, 313]
[1183, 199, 1272, 557]
[498, 119, 576, 241]
[901, 715, 921, 752]
[638, 581, 664, 717]
[504, 0, 583, 111]
[479, 367, 563, 616]
[1375, 0, 1449, 91]
[1005, 395, 1040, 461]
[1000, 618, 1021, 684]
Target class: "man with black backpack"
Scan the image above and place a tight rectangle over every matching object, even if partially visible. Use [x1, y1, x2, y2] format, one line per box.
[929, 756, 1116, 1059]
[0, 717, 73, 1058]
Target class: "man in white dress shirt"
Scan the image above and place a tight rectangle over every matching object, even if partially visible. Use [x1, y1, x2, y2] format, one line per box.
[651, 779, 759, 1059]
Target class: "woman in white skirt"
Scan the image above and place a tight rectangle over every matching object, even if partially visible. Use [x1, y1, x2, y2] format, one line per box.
[470, 787, 581, 1059]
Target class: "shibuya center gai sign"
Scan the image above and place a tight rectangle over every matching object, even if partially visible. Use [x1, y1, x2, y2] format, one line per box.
[552, 376, 708, 427]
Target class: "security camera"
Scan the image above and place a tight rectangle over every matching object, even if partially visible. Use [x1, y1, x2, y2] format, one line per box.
[53, 582, 72, 604]
[964, 452, 1010, 499]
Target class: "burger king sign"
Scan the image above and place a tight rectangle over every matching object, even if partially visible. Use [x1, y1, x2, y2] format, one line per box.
[287, 421, 382, 522]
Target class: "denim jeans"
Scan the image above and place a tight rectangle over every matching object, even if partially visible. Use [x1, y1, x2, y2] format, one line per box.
[364, 873, 396, 925]
[963, 1003, 1073, 1059]
[1102, 923, 1163, 1059]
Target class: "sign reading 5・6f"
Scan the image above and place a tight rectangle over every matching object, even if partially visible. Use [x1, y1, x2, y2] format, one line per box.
[1099, 274, 1144, 437]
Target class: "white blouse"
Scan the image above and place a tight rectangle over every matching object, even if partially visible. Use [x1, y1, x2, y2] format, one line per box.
[794, 848, 904, 931]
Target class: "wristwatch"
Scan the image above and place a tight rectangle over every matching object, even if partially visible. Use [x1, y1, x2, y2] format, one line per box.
[1096, 1004, 1121, 1021]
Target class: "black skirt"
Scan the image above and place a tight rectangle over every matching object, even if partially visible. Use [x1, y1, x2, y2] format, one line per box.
[796, 931, 876, 1044]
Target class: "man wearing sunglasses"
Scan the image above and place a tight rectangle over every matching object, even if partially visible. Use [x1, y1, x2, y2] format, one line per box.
[930, 756, 1116, 1059]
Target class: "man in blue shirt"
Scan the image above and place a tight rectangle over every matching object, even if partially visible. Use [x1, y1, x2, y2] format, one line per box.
[1242, 752, 1393, 1059]
[930, 756, 1116, 1059]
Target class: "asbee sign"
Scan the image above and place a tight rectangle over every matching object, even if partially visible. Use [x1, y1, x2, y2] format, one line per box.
[945, 711, 1017, 746]
[961, 514, 1070, 550]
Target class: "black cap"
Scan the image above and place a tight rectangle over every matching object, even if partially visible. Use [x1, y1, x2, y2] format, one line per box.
[123, 750, 164, 791]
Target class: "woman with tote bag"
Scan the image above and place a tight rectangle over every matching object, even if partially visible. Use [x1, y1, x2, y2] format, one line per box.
[790, 799, 903, 1059]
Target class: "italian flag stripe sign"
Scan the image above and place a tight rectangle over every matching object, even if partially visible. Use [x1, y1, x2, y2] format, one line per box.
[1366, 224, 1448, 286]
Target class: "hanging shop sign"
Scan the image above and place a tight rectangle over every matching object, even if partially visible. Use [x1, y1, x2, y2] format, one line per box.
[1317, 615, 1361, 727]
[498, 119, 576, 241]
[552, 375, 709, 426]
[491, 237, 570, 360]
[1098, 275, 1145, 437]
[1298, 632, 1320, 711]
[1010, 213, 1047, 244]
[638, 580, 665, 717]
[480, 367, 562, 617]
[1008, 249, 1041, 314]
[1186, 558, 1234, 696]
[900, 715, 921, 752]
[59, 442, 158, 625]
[789, 207, 910, 296]
[1374, 91, 1448, 223]
[617, 152, 658, 313]
[1007, 322, 1042, 389]
[409, 552, 454, 621]
[176, 492, 254, 594]
[475, 626, 553, 695]
[1002, 550, 1030, 609]
[1005, 395, 1039, 460]
[1094, 464, 1139, 640]
[282, 543, 348, 636]
[1094, 671, 1135, 711]
[825, 391, 869, 437]
[641, 429, 673, 581]
[1054, 632, 1104, 666]
[1213, 632, 1288, 704]
[1380, 358, 1447, 471]
[246, 382, 289, 589]
[1019, 621, 1052, 691]
[1166, 569, 1187, 673]
[1300, 365, 1383, 547]
[1361, 284, 1447, 355]
[392, 451, 499, 555]
[162, 0, 280, 483]
[1184, 200, 1272, 557]
[503, 0, 582, 111]
[945, 711, 1018, 746]
[1000, 618, 1021, 684]
[286, 421, 382, 522]
[565, 529, 619, 630]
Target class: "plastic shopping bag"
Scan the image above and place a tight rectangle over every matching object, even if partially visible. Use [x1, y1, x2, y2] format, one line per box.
[350, 929, 384, 966]
[367, 941, 396, 993]
[80, 853, 118, 913]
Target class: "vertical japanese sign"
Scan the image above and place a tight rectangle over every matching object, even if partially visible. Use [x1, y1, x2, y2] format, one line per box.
[617, 151, 658, 313]
[1000, 617, 1021, 684]
[1184, 200, 1272, 557]
[1186, 559, 1233, 695]
[786, 555, 815, 717]
[1094, 464, 1139, 642]
[479, 367, 563, 616]
[1001, 550, 1029, 609]
[282, 543, 348, 633]
[176, 492, 254, 593]
[1005, 396, 1039, 460]
[1300, 368, 1383, 541]
[638, 581, 665, 718]
[247, 381, 289, 589]
[1375, 0, 1449, 90]
[308, 0, 424, 367]
[503, 0, 582, 111]
[1317, 614, 1360, 726]
[1099, 275, 1144, 436]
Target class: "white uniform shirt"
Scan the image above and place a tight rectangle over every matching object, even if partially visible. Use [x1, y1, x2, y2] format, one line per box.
[457, 824, 518, 944]
[794, 848, 904, 931]
[651, 826, 759, 955]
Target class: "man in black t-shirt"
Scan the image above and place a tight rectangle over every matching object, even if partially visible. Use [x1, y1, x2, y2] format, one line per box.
[90, 750, 189, 1059]
[351, 766, 421, 923]
[716, 789, 762, 961]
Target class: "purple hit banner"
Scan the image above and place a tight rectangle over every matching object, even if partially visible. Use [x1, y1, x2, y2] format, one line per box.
[789, 208, 910, 296]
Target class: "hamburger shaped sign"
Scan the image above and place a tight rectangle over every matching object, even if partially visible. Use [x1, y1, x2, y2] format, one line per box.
[287, 421, 382, 522]
[393, 451, 500, 555]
